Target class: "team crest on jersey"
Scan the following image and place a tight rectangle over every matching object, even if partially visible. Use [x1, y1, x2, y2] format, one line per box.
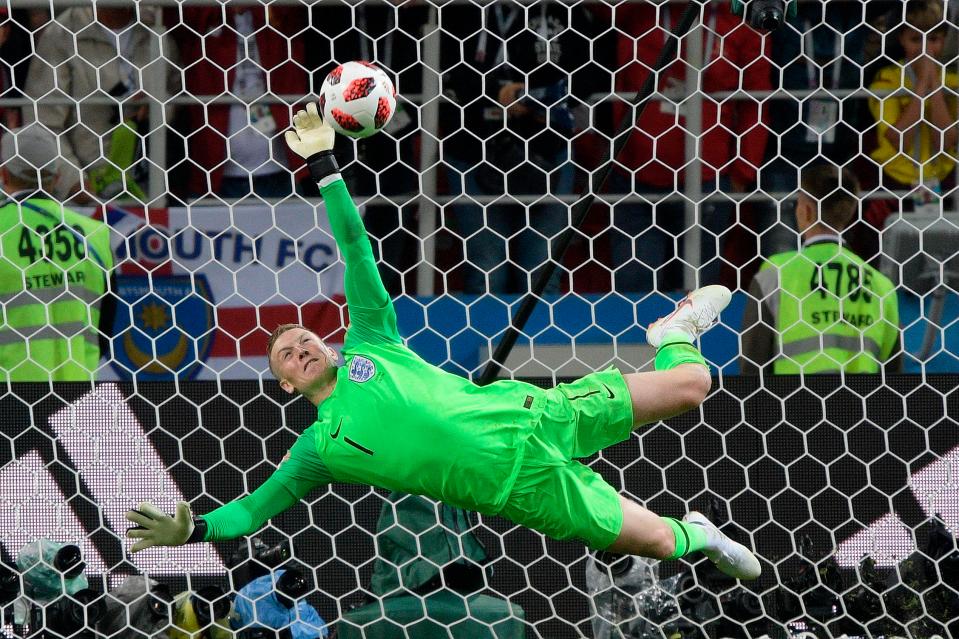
[349, 356, 376, 382]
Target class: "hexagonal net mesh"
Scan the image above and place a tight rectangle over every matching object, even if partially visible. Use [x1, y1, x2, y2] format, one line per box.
[1, 1, 959, 638]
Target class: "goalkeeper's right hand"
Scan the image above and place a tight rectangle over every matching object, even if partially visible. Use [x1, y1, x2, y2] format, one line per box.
[125, 501, 196, 553]
[284, 102, 334, 159]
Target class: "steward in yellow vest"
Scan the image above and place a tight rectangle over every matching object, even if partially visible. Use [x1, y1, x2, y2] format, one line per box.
[0, 125, 115, 381]
[741, 164, 900, 374]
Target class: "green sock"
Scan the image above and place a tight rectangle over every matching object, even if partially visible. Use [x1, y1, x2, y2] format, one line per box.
[661, 517, 710, 560]
[654, 331, 707, 371]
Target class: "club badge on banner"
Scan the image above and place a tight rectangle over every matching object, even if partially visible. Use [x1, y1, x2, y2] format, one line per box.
[97, 202, 350, 380]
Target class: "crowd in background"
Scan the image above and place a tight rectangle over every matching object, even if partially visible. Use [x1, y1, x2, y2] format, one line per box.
[0, 0, 954, 380]
[0, 1, 953, 296]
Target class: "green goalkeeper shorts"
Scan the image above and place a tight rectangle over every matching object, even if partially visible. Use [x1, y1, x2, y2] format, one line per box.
[499, 368, 634, 550]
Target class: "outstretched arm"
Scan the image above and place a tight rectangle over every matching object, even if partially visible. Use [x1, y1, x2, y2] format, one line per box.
[125, 427, 332, 550]
[286, 103, 399, 345]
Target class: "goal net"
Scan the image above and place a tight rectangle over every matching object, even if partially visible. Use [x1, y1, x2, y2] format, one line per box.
[2, 1, 959, 638]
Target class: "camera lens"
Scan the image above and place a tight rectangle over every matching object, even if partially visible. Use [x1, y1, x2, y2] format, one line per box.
[146, 584, 172, 622]
[191, 585, 231, 624]
[238, 629, 292, 639]
[275, 569, 311, 609]
[757, 8, 784, 31]
[594, 551, 632, 577]
[0, 564, 18, 606]
[74, 589, 106, 625]
[748, 0, 786, 32]
[44, 589, 105, 638]
[53, 545, 85, 579]
[256, 541, 291, 568]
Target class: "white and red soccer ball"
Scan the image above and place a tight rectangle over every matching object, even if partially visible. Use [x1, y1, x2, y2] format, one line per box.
[319, 61, 396, 139]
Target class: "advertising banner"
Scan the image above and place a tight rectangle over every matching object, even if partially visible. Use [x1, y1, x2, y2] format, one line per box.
[1, 376, 957, 637]
[100, 203, 349, 380]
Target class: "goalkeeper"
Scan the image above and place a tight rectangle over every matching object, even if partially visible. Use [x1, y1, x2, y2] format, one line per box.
[126, 103, 760, 580]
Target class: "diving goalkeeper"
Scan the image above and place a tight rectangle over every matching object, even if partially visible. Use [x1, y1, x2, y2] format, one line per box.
[126, 103, 761, 580]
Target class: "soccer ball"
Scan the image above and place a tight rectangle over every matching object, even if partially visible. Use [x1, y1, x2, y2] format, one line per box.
[319, 61, 396, 139]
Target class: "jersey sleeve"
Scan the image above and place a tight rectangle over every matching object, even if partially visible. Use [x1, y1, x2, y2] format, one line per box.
[320, 177, 401, 347]
[199, 426, 332, 541]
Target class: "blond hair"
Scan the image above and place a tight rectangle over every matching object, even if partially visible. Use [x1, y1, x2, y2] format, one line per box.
[266, 323, 307, 376]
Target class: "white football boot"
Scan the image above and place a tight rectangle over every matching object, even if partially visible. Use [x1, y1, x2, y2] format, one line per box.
[646, 285, 732, 348]
[684, 511, 762, 580]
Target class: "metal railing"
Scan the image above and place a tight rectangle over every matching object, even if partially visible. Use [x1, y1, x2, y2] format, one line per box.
[9, 0, 957, 293]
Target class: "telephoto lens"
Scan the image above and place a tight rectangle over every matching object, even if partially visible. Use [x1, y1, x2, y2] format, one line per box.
[229, 538, 293, 589]
[274, 568, 311, 610]
[17, 540, 90, 603]
[97, 576, 173, 639]
[40, 589, 105, 639]
[255, 540, 292, 568]
[749, 0, 785, 31]
[0, 564, 19, 606]
[191, 585, 232, 625]
[730, 0, 792, 32]
[146, 587, 173, 622]
[238, 628, 292, 639]
[231, 569, 328, 638]
[53, 545, 85, 580]
[593, 551, 633, 578]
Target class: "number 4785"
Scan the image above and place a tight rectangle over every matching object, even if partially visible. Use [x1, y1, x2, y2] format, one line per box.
[808, 261, 873, 303]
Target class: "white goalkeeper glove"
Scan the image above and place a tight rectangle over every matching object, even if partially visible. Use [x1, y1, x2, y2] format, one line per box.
[125, 501, 196, 553]
[284, 102, 335, 159]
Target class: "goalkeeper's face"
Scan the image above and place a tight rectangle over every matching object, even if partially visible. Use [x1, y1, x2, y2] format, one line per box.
[269, 328, 338, 396]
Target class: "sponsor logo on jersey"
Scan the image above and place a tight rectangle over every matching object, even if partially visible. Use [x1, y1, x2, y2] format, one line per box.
[349, 356, 376, 383]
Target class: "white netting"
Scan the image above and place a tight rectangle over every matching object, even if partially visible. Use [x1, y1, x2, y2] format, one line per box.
[1, 1, 959, 638]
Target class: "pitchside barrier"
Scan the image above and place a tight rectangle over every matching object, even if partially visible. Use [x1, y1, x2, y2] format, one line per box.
[2, 376, 957, 638]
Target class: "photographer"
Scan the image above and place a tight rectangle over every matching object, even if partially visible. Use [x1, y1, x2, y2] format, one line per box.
[227, 538, 328, 639]
[13, 540, 105, 639]
[869, 0, 958, 213]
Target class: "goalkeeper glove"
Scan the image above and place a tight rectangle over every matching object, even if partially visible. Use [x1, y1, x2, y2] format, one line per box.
[284, 101, 339, 183]
[125, 501, 204, 553]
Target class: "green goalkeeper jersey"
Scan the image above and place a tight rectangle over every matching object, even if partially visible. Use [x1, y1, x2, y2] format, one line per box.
[200, 178, 546, 541]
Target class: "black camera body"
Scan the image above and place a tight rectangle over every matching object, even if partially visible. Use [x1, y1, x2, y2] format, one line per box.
[228, 537, 292, 592]
[730, 0, 797, 32]
[30, 589, 105, 639]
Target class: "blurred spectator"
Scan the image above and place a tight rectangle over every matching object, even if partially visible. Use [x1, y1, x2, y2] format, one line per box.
[337, 492, 524, 638]
[0, 125, 115, 382]
[741, 164, 900, 375]
[23, 8, 51, 35]
[0, 7, 56, 132]
[0, 9, 22, 130]
[439, 1, 599, 294]
[1, 7, 63, 132]
[868, 0, 958, 212]
[309, 2, 421, 198]
[308, 3, 423, 295]
[608, 2, 770, 291]
[232, 569, 328, 639]
[173, 5, 308, 200]
[24, 5, 180, 202]
[759, 1, 872, 259]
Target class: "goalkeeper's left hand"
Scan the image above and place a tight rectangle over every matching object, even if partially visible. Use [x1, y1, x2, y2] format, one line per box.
[284, 102, 335, 159]
[125, 501, 195, 553]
